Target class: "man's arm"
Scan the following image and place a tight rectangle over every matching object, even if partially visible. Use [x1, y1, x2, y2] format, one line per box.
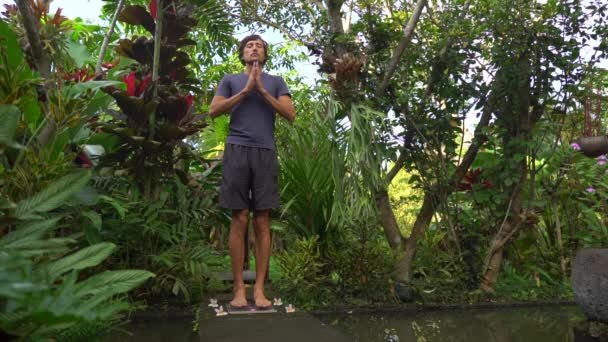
[208, 92, 247, 118]
[257, 91, 296, 123]
[209, 71, 256, 118]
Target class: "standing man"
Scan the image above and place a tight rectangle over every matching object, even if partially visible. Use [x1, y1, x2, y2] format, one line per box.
[209, 35, 296, 308]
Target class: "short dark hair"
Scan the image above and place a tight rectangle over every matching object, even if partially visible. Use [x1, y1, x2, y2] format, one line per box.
[238, 34, 269, 65]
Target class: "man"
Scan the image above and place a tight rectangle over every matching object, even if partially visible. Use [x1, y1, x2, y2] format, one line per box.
[209, 35, 296, 308]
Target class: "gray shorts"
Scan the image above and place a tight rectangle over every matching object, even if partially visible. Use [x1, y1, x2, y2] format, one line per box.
[219, 143, 280, 210]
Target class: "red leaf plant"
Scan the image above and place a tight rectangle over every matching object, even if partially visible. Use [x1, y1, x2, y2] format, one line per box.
[457, 168, 494, 192]
[122, 71, 151, 97]
[61, 68, 95, 83]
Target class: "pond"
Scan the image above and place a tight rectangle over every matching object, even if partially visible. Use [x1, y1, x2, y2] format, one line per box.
[109, 305, 585, 341]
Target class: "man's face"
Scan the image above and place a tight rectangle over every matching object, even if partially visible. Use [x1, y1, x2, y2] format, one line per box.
[243, 39, 265, 65]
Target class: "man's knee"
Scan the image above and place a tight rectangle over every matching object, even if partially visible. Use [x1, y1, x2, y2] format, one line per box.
[231, 209, 249, 228]
[253, 210, 270, 234]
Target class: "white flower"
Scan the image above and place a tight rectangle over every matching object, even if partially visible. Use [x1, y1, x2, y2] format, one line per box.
[273, 297, 283, 306]
[215, 305, 228, 316]
[208, 298, 218, 308]
[286, 304, 296, 313]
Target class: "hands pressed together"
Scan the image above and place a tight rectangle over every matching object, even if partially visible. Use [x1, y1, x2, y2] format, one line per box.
[244, 61, 265, 94]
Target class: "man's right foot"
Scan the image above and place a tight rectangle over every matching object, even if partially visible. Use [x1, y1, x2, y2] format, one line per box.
[230, 285, 248, 307]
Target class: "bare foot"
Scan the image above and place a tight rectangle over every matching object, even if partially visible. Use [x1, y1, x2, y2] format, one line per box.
[230, 284, 247, 307]
[253, 287, 272, 308]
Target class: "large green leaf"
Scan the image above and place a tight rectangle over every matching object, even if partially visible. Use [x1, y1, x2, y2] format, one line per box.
[13, 170, 92, 219]
[73, 270, 154, 298]
[21, 95, 42, 129]
[46, 242, 116, 277]
[0, 217, 61, 249]
[0, 21, 26, 71]
[66, 39, 92, 68]
[0, 104, 22, 148]
[5, 238, 75, 257]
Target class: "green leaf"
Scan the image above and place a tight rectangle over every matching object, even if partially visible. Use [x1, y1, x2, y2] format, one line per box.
[13, 170, 92, 219]
[21, 95, 41, 129]
[4, 237, 75, 257]
[63, 80, 123, 98]
[0, 20, 30, 72]
[46, 242, 116, 277]
[0, 104, 22, 148]
[66, 39, 92, 68]
[82, 210, 102, 244]
[82, 210, 102, 229]
[0, 217, 61, 249]
[73, 270, 154, 298]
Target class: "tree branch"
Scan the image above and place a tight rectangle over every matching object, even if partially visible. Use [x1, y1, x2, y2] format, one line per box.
[448, 97, 493, 189]
[385, 0, 472, 186]
[385, 151, 406, 184]
[377, 0, 428, 95]
[230, 12, 314, 48]
[309, 0, 326, 11]
[95, 0, 125, 74]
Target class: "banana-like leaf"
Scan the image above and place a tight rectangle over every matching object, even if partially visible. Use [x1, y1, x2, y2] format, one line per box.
[0, 217, 61, 248]
[72, 270, 154, 298]
[46, 242, 116, 278]
[4, 238, 74, 257]
[13, 170, 92, 219]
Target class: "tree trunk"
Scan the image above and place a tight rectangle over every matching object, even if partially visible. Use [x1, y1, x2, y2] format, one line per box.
[401, 191, 437, 281]
[480, 169, 526, 291]
[16, 0, 54, 146]
[15, 0, 51, 78]
[479, 50, 545, 291]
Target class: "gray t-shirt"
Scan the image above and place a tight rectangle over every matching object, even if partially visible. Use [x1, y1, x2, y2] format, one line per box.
[216, 72, 291, 150]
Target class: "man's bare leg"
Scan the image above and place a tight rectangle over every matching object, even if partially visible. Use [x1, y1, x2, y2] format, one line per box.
[253, 209, 272, 308]
[229, 209, 249, 307]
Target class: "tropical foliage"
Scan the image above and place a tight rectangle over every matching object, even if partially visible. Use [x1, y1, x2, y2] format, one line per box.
[1, 0, 608, 337]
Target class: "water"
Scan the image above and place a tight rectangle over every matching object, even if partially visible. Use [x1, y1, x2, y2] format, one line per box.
[317, 305, 584, 342]
[108, 305, 585, 341]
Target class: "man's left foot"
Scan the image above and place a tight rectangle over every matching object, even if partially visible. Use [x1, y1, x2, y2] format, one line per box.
[253, 287, 272, 308]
